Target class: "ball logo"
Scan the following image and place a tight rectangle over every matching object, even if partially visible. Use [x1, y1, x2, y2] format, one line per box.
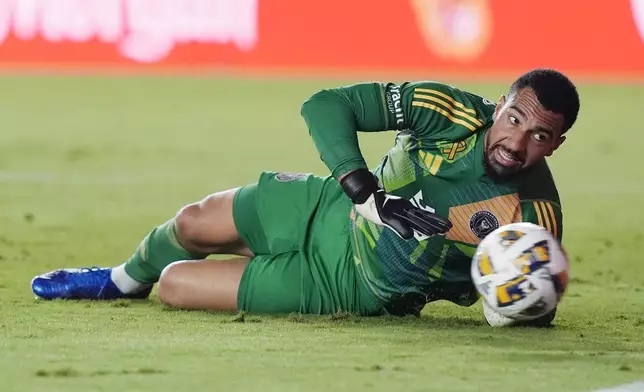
[410, 0, 492, 62]
[632, 0, 644, 43]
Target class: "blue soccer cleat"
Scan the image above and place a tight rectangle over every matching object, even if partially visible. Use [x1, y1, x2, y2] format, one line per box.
[31, 267, 152, 300]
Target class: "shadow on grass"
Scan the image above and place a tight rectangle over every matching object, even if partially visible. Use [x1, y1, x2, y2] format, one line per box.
[218, 309, 488, 330]
[46, 298, 566, 331]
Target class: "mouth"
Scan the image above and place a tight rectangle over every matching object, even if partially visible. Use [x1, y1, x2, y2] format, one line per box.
[493, 146, 523, 168]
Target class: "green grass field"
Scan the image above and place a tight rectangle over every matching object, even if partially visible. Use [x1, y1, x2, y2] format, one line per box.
[1, 75, 643, 392]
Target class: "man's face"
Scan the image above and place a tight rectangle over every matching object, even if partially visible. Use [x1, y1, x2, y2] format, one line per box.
[485, 87, 566, 178]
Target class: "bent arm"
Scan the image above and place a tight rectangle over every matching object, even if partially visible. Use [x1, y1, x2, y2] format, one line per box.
[300, 80, 490, 180]
[300, 83, 404, 179]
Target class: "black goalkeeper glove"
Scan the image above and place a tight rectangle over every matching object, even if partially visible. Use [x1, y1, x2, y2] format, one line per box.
[340, 169, 452, 240]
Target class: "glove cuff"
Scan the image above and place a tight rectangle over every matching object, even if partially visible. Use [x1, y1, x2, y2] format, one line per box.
[339, 169, 379, 204]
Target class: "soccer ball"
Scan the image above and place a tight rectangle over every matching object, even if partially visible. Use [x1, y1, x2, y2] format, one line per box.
[471, 222, 569, 324]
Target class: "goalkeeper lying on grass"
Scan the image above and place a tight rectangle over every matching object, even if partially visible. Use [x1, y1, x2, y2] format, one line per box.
[31, 68, 579, 326]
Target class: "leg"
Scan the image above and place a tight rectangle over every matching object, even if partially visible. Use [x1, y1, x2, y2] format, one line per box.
[173, 189, 253, 257]
[156, 248, 383, 316]
[157, 171, 385, 316]
[115, 187, 255, 293]
[157, 258, 249, 311]
[31, 187, 256, 300]
[31, 170, 382, 316]
[157, 252, 322, 314]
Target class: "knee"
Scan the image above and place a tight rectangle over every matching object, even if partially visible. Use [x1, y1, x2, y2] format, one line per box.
[175, 203, 202, 245]
[174, 193, 228, 247]
[157, 261, 188, 308]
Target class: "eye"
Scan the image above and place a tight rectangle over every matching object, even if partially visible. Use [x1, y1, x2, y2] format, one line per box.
[533, 132, 549, 142]
[509, 116, 519, 125]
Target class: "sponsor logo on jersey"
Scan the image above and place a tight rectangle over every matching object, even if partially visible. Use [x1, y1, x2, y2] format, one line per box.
[410, 0, 492, 62]
[469, 210, 500, 239]
[275, 172, 307, 182]
[632, 0, 644, 43]
[386, 85, 405, 125]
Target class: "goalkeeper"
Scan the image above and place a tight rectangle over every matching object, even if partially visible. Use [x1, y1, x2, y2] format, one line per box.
[31, 69, 579, 321]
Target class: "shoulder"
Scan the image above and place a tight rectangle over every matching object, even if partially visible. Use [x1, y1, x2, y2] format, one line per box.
[400, 81, 497, 121]
[517, 159, 561, 205]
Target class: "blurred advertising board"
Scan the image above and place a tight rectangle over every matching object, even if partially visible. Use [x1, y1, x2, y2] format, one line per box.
[0, 0, 642, 79]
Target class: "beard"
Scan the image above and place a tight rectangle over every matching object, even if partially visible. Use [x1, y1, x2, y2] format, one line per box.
[484, 144, 525, 181]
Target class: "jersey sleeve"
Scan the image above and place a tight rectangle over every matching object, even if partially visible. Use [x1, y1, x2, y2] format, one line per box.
[394, 81, 494, 139]
[300, 81, 494, 179]
[521, 199, 563, 242]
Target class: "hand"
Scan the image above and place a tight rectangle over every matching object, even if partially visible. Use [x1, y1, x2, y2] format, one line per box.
[355, 190, 452, 239]
[340, 169, 452, 240]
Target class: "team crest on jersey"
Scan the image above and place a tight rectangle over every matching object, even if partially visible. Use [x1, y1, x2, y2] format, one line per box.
[469, 210, 500, 239]
[275, 172, 307, 182]
[436, 134, 476, 162]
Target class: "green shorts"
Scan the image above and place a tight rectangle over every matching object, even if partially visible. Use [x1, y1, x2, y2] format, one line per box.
[232, 171, 383, 316]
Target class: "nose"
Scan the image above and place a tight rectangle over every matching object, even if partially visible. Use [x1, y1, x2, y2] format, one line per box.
[505, 130, 528, 153]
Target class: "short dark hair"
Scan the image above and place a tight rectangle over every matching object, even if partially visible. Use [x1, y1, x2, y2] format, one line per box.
[509, 68, 580, 133]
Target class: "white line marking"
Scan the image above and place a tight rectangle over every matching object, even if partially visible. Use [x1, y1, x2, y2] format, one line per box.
[594, 381, 644, 391]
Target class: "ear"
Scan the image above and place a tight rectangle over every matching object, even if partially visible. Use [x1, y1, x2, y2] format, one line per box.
[493, 95, 506, 120]
[546, 136, 566, 157]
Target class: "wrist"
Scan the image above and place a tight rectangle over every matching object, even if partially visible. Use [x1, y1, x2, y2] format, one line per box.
[339, 169, 379, 204]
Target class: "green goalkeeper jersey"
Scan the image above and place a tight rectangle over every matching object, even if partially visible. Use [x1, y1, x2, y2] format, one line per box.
[300, 81, 563, 314]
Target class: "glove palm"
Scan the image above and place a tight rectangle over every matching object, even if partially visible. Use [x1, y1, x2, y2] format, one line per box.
[341, 169, 452, 240]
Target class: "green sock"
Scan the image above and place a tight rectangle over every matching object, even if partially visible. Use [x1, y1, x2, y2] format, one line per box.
[123, 218, 200, 283]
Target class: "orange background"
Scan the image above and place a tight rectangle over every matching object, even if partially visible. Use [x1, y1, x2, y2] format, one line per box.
[0, 0, 642, 78]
